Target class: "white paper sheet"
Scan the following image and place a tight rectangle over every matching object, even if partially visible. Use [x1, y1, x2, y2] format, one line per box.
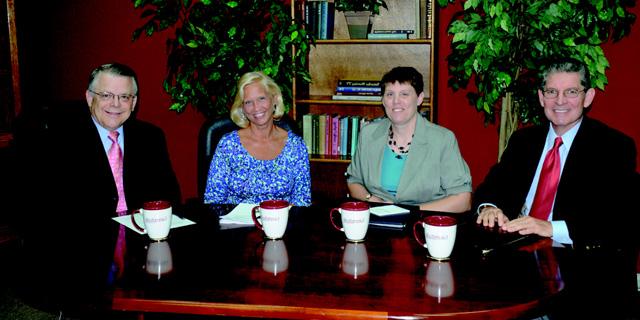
[370, 205, 410, 217]
[219, 203, 257, 225]
[112, 214, 196, 235]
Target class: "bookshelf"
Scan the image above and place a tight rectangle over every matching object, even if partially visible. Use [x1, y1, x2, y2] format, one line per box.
[291, 0, 436, 201]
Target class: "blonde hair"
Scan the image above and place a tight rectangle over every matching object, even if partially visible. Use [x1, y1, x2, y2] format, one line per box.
[230, 71, 285, 128]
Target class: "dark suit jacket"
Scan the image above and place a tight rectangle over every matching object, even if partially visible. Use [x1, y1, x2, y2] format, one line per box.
[15, 103, 180, 306]
[473, 117, 638, 247]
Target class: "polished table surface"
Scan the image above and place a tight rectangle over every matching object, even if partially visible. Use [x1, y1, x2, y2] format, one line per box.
[108, 204, 571, 319]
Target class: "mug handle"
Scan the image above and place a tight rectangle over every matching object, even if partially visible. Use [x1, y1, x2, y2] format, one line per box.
[251, 206, 263, 230]
[413, 221, 427, 247]
[329, 208, 344, 232]
[130, 209, 146, 233]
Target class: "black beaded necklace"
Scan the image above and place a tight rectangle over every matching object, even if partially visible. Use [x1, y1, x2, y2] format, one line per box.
[388, 126, 414, 159]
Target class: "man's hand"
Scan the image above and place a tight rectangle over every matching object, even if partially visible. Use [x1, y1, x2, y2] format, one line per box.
[502, 216, 552, 238]
[476, 206, 510, 227]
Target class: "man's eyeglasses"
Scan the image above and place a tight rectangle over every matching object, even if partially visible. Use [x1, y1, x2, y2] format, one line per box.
[542, 88, 585, 99]
[89, 90, 136, 103]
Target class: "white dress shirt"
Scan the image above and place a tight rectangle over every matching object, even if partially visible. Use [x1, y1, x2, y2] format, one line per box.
[522, 119, 582, 244]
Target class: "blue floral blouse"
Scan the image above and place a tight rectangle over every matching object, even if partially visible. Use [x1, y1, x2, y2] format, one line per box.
[204, 130, 312, 206]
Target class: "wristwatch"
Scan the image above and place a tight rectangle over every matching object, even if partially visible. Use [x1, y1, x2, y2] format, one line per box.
[365, 193, 372, 200]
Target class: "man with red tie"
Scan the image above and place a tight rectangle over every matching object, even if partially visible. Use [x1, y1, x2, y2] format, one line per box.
[473, 58, 637, 247]
[474, 58, 639, 319]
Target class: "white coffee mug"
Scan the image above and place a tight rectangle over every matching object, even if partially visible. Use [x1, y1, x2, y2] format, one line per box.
[413, 215, 457, 260]
[341, 242, 369, 278]
[262, 240, 289, 275]
[252, 200, 290, 239]
[145, 241, 173, 279]
[425, 261, 455, 299]
[330, 201, 370, 242]
[131, 200, 173, 241]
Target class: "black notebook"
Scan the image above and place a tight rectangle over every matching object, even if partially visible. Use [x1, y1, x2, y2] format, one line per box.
[368, 204, 417, 230]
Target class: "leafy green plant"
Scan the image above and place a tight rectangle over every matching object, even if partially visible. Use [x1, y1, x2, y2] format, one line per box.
[438, 0, 635, 157]
[131, 0, 312, 117]
[335, 0, 388, 15]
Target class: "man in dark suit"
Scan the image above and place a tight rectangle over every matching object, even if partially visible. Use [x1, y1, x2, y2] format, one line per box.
[15, 63, 181, 315]
[474, 58, 637, 247]
[473, 58, 639, 318]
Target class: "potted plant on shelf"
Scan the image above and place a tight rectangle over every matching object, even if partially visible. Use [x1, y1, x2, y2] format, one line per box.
[335, 0, 388, 39]
[130, 0, 312, 117]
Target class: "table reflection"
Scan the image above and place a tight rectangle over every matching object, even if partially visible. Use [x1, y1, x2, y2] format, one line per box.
[341, 242, 369, 279]
[145, 241, 173, 279]
[424, 260, 454, 300]
[261, 240, 288, 275]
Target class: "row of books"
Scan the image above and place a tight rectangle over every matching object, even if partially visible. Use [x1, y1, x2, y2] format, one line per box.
[303, 0, 335, 40]
[332, 79, 382, 102]
[302, 114, 371, 157]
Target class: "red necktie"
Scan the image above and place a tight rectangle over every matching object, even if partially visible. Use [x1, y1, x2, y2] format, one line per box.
[529, 137, 563, 220]
[108, 131, 127, 278]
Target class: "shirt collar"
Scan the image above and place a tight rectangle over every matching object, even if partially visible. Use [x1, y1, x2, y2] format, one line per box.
[545, 117, 582, 150]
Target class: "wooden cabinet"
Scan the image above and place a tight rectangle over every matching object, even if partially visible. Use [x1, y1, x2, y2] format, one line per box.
[0, 0, 20, 148]
[291, 0, 436, 202]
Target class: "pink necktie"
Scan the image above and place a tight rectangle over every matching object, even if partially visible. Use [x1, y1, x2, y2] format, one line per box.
[108, 131, 127, 278]
[529, 137, 563, 220]
[108, 131, 127, 213]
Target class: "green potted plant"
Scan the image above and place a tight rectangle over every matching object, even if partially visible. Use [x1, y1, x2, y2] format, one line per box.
[130, 0, 313, 117]
[335, 0, 388, 39]
[438, 0, 635, 158]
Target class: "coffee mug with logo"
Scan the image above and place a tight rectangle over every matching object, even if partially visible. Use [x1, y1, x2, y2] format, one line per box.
[252, 200, 290, 239]
[330, 201, 370, 242]
[131, 200, 173, 241]
[413, 215, 457, 260]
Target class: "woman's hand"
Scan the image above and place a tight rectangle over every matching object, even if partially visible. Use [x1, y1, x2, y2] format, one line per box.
[368, 195, 392, 203]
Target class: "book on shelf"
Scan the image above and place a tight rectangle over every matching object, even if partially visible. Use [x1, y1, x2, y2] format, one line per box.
[331, 94, 382, 101]
[312, 114, 319, 154]
[302, 114, 313, 154]
[367, 33, 409, 40]
[331, 114, 340, 156]
[340, 116, 349, 156]
[337, 80, 380, 87]
[426, 0, 433, 39]
[318, 114, 326, 155]
[335, 86, 381, 93]
[372, 29, 415, 34]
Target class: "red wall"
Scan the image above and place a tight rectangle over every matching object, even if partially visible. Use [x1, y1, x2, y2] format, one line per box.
[23, 0, 640, 200]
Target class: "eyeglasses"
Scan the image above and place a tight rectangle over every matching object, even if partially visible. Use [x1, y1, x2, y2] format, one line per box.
[89, 90, 136, 103]
[542, 88, 585, 99]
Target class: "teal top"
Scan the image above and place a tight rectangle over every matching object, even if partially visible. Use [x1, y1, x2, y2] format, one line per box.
[380, 146, 407, 196]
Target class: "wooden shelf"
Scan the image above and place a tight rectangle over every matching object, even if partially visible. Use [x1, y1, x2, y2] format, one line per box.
[314, 39, 433, 45]
[309, 154, 351, 163]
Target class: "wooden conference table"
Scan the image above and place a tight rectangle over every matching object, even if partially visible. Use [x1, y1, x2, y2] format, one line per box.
[108, 204, 569, 319]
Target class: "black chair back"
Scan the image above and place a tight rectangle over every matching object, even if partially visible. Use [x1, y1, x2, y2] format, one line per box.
[197, 115, 300, 199]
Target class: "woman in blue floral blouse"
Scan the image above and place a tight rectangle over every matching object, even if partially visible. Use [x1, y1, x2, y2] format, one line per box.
[204, 71, 311, 206]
